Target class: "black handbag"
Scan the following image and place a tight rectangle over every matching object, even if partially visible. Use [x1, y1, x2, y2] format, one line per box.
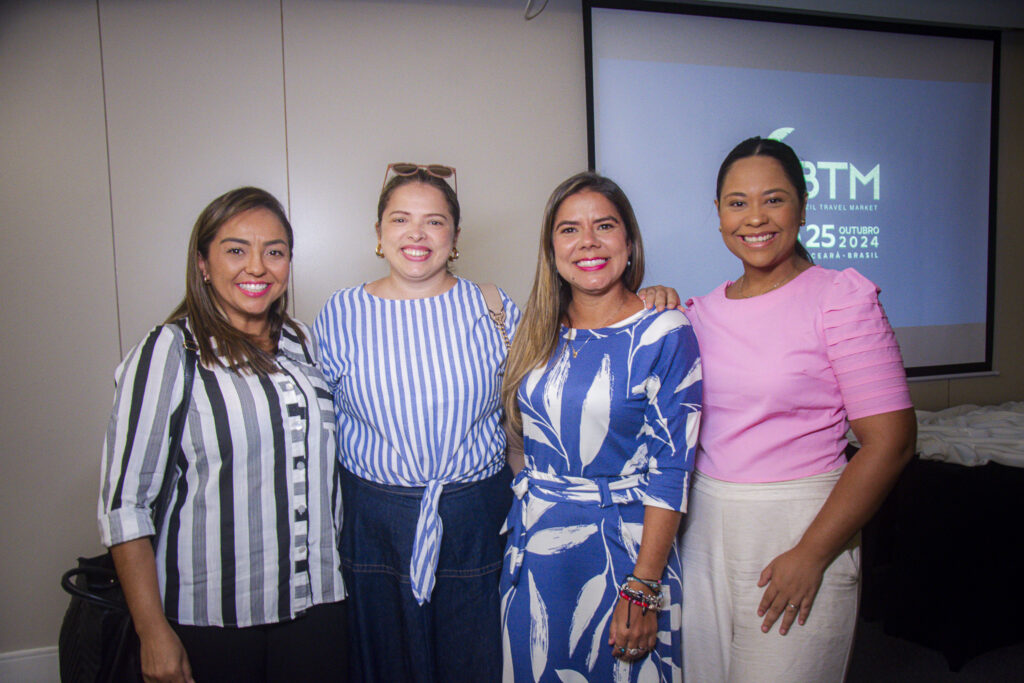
[58, 321, 197, 683]
[58, 553, 140, 682]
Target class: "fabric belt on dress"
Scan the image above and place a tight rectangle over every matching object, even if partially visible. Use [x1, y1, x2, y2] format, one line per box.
[502, 468, 648, 588]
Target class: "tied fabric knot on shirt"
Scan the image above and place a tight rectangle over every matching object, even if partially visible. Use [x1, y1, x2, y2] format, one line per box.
[410, 479, 445, 605]
[502, 468, 648, 588]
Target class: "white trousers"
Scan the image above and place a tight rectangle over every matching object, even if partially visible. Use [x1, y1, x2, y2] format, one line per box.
[681, 469, 859, 683]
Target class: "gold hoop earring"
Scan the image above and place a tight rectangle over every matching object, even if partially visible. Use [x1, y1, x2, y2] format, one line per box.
[375, 242, 384, 258]
[448, 247, 460, 262]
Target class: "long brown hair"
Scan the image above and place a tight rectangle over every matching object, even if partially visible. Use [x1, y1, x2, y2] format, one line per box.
[501, 172, 645, 438]
[167, 186, 304, 375]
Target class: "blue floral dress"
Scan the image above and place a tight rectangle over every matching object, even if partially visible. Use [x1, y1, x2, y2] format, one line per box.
[500, 308, 702, 682]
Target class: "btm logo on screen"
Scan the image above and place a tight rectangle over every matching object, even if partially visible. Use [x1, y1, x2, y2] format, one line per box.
[770, 127, 881, 260]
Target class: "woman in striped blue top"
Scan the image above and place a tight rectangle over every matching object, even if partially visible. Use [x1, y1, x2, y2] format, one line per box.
[99, 188, 347, 683]
[314, 165, 520, 682]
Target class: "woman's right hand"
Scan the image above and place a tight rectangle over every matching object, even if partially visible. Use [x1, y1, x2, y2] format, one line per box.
[637, 285, 685, 312]
[110, 539, 196, 682]
[139, 622, 194, 683]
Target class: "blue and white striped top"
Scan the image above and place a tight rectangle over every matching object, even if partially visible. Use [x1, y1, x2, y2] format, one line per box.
[314, 277, 521, 603]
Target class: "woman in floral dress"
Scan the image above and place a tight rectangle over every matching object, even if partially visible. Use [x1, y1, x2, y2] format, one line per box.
[499, 172, 702, 682]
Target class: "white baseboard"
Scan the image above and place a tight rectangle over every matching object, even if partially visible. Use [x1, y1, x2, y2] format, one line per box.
[0, 646, 59, 682]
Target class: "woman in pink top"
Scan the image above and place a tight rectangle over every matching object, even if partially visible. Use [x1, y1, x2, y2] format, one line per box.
[681, 137, 916, 682]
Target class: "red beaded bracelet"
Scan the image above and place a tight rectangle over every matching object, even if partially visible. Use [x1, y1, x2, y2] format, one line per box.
[618, 587, 661, 614]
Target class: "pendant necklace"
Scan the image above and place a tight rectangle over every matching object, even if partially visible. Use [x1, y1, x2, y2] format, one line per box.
[736, 269, 799, 299]
[568, 332, 592, 359]
[566, 297, 628, 358]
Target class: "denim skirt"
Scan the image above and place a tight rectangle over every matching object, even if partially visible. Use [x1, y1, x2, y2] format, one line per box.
[339, 465, 512, 683]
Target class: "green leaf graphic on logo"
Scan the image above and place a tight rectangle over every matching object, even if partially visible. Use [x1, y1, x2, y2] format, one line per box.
[768, 127, 794, 141]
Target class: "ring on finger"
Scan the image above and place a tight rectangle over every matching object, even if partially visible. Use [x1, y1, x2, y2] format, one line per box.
[628, 648, 643, 656]
[787, 603, 798, 610]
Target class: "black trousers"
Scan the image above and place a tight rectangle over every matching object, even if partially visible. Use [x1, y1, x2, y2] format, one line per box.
[171, 601, 348, 682]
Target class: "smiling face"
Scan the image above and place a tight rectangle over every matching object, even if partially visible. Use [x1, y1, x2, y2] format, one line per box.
[198, 207, 290, 336]
[716, 155, 806, 272]
[551, 190, 632, 299]
[377, 181, 458, 293]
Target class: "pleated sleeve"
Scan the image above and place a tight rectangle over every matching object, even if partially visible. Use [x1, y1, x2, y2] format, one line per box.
[821, 269, 912, 421]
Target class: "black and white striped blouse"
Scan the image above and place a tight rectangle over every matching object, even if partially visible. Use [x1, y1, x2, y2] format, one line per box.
[98, 318, 346, 627]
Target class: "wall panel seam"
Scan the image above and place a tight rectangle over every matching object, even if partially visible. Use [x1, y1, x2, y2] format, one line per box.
[96, 0, 124, 358]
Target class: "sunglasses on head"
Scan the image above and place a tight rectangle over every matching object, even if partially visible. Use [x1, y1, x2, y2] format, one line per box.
[382, 163, 457, 195]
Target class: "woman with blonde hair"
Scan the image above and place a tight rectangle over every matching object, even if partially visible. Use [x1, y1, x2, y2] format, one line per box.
[499, 172, 701, 682]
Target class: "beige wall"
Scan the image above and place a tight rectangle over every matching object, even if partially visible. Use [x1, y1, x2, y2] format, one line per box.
[0, 0, 1020, 654]
[0, 0, 586, 653]
[1, 0, 122, 655]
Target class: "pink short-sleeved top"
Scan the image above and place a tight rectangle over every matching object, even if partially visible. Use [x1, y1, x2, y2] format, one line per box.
[684, 266, 912, 483]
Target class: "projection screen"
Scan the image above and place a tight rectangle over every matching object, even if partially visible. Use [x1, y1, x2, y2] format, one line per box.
[585, 1, 999, 377]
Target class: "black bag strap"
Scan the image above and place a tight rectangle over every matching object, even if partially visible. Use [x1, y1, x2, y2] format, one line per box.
[151, 318, 198, 536]
[60, 557, 126, 612]
[61, 322, 197, 609]
[290, 322, 317, 366]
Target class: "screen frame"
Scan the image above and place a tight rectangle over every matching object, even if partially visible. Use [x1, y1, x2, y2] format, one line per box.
[583, 0, 1000, 378]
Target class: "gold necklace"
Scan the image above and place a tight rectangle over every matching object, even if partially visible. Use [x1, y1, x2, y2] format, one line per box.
[568, 332, 593, 359]
[566, 297, 629, 358]
[736, 269, 799, 299]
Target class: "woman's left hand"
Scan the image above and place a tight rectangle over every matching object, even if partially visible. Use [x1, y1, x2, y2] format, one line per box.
[637, 285, 684, 312]
[608, 594, 658, 662]
[756, 410, 917, 636]
[756, 544, 828, 635]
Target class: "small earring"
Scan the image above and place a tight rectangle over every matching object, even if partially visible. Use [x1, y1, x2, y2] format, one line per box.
[202, 274, 210, 284]
[448, 246, 460, 262]
[375, 242, 384, 258]
[627, 259, 632, 267]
